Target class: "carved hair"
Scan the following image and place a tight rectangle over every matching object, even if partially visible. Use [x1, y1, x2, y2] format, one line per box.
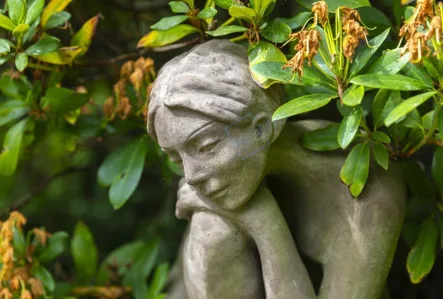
[147, 40, 286, 142]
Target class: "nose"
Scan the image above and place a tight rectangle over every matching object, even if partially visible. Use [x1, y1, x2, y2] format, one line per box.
[182, 157, 209, 187]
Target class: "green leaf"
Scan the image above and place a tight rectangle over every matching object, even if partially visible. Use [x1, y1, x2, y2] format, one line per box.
[402, 63, 434, 89]
[342, 84, 365, 107]
[248, 42, 286, 88]
[123, 240, 160, 299]
[15, 52, 28, 72]
[41, 0, 73, 27]
[181, 0, 194, 9]
[350, 74, 431, 91]
[215, 0, 234, 9]
[147, 263, 169, 299]
[39, 231, 69, 263]
[137, 25, 199, 48]
[12, 226, 26, 257]
[197, 7, 217, 19]
[348, 28, 390, 79]
[250, 0, 276, 18]
[260, 21, 291, 43]
[206, 25, 248, 36]
[338, 107, 362, 149]
[374, 142, 389, 170]
[300, 123, 341, 151]
[340, 142, 370, 197]
[0, 118, 28, 176]
[169, 1, 191, 13]
[407, 216, 438, 284]
[26, 0, 45, 25]
[422, 110, 434, 130]
[432, 147, 443, 199]
[272, 93, 338, 121]
[228, 4, 257, 22]
[109, 137, 149, 209]
[31, 265, 56, 292]
[8, 0, 26, 25]
[297, 0, 370, 12]
[356, 6, 391, 36]
[384, 92, 437, 127]
[0, 14, 16, 31]
[71, 221, 98, 281]
[150, 15, 189, 31]
[45, 11, 71, 29]
[422, 57, 439, 79]
[0, 75, 28, 100]
[70, 14, 101, 57]
[41, 87, 90, 114]
[372, 89, 390, 128]
[399, 109, 422, 130]
[32, 46, 82, 65]
[12, 23, 30, 38]
[439, 107, 443, 139]
[0, 100, 30, 127]
[276, 12, 312, 30]
[372, 131, 391, 143]
[0, 38, 11, 54]
[367, 48, 411, 75]
[25, 36, 60, 55]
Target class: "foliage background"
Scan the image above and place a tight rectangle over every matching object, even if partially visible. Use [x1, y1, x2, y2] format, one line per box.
[1, 0, 443, 298]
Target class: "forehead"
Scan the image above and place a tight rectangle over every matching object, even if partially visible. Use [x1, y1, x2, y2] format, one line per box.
[154, 106, 215, 149]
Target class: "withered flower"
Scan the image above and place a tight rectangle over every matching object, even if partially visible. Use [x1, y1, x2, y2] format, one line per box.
[116, 97, 132, 120]
[32, 228, 51, 246]
[341, 9, 368, 61]
[134, 57, 146, 71]
[343, 35, 359, 60]
[144, 58, 155, 73]
[103, 97, 115, 119]
[428, 16, 442, 42]
[283, 29, 321, 76]
[0, 288, 13, 299]
[20, 289, 32, 299]
[341, 7, 362, 23]
[416, 0, 434, 24]
[401, 31, 431, 62]
[120, 60, 134, 78]
[113, 79, 126, 99]
[129, 68, 144, 93]
[10, 211, 26, 228]
[27, 278, 44, 297]
[10, 276, 20, 291]
[312, 1, 328, 25]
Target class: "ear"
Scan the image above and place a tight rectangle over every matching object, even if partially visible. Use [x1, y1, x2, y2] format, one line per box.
[252, 112, 274, 144]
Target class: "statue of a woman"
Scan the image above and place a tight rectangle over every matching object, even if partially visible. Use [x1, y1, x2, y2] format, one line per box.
[147, 40, 406, 299]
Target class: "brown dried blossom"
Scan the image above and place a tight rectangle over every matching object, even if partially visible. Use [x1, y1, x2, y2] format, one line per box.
[312, 1, 328, 25]
[0, 288, 13, 299]
[401, 31, 431, 62]
[129, 67, 144, 93]
[103, 97, 115, 119]
[416, 0, 434, 24]
[341, 9, 368, 60]
[32, 228, 51, 246]
[20, 289, 32, 299]
[283, 29, 321, 76]
[10, 276, 20, 291]
[113, 79, 127, 99]
[120, 60, 134, 78]
[116, 97, 132, 120]
[428, 16, 442, 42]
[27, 278, 44, 296]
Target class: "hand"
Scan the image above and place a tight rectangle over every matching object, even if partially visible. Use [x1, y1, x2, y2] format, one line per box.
[176, 178, 211, 220]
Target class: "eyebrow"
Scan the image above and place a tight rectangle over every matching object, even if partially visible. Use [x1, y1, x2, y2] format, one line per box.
[160, 120, 216, 151]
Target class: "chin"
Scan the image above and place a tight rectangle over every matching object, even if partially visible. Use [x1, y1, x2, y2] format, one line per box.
[216, 189, 254, 211]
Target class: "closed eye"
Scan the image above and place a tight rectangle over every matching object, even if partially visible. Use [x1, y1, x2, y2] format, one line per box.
[199, 140, 220, 153]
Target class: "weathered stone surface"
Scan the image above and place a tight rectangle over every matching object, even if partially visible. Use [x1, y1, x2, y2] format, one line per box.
[147, 40, 406, 299]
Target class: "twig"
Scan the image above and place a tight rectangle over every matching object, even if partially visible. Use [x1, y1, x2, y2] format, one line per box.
[1, 168, 87, 217]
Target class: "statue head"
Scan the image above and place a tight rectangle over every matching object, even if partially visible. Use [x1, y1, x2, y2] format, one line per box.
[147, 40, 286, 210]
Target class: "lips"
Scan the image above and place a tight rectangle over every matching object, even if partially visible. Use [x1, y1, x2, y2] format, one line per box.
[206, 187, 227, 199]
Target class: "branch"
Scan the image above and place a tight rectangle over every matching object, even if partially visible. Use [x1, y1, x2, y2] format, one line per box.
[1, 168, 87, 218]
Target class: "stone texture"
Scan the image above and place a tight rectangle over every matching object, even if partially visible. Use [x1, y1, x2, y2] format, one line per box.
[147, 40, 406, 299]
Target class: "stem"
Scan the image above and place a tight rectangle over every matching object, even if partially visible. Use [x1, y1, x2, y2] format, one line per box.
[406, 95, 442, 157]
[230, 34, 247, 42]
[360, 114, 372, 138]
[343, 58, 350, 82]
[220, 17, 235, 27]
[27, 62, 60, 72]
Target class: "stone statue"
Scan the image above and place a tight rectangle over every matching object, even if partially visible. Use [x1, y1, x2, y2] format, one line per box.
[147, 40, 406, 299]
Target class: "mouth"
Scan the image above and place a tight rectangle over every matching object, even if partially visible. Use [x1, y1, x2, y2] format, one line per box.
[206, 188, 227, 199]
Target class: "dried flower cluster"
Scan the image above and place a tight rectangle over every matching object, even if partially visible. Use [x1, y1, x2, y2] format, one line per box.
[341, 8, 368, 61]
[400, 0, 442, 62]
[312, 1, 328, 25]
[283, 29, 321, 76]
[105, 57, 156, 121]
[0, 212, 47, 299]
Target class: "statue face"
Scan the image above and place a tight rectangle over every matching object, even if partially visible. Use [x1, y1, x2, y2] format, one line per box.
[154, 106, 269, 210]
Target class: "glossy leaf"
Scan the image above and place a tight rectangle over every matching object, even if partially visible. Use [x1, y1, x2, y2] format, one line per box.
[0, 39, 11, 54]
[340, 142, 370, 197]
[372, 131, 391, 144]
[402, 63, 434, 89]
[41, 0, 73, 27]
[273, 93, 338, 121]
[338, 108, 362, 149]
[39, 231, 69, 263]
[45, 11, 71, 29]
[250, 0, 276, 18]
[71, 221, 98, 280]
[374, 142, 389, 170]
[26, 36, 60, 55]
[342, 84, 364, 107]
[422, 57, 439, 79]
[12, 226, 26, 257]
[438, 107, 443, 138]
[215, 0, 234, 9]
[300, 123, 341, 151]
[350, 74, 430, 91]
[348, 28, 390, 79]
[432, 147, 443, 199]
[229, 4, 257, 22]
[15, 52, 28, 72]
[407, 216, 438, 284]
[31, 265, 56, 292]
[206, 25, 248, 36]
[260, 21, 291, 43]
[372, 89, 389, 128]
[276, 12, 312, 29]
[367, 48, 411, 75]
[384, 92, 437, 127]
[8, 0, 26, 25]
[137, 25, 199, 48]
[41, 87, 89, 114]
[0, 100, 30, 127]
[197, 7, 217, 19]
[12, 23, 30, 38]
[297, 0, 370, 12]
[0, 14, 16, 31]
[150, 15, 189, 31]
[399, 109, 422, 130]
[0, 75, 28, 99]
[422, 111, 434, 130]
[248, 42, 287, 88]
[26, 0, 45, 25]
[147, 263, 169, 299]
[169, 1, 191, 13]
[71, 15, 101, 57]
[0, 118, 28, 176]
[32, 46, 82, 65]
